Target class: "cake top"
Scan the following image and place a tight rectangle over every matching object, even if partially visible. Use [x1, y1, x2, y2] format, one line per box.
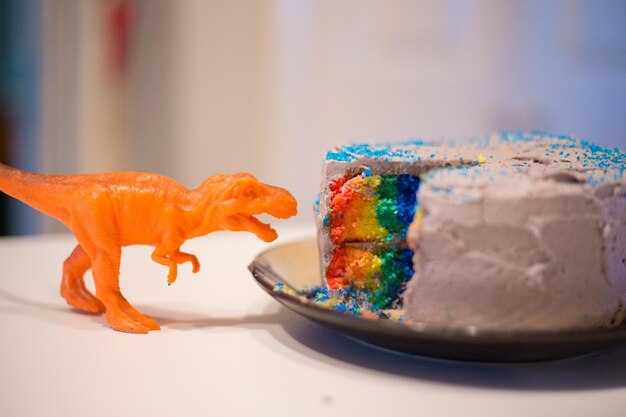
[324, 132, 626, 191]
[421, 133, 625, 203]
[325, 132, 570, 162]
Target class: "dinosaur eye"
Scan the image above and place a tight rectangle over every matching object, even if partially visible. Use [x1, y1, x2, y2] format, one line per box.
[244, 188, 257, 199]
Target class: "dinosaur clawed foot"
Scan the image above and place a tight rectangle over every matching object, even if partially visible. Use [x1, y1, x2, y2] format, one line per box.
[61, 281, 106, 313]
[104, 300, 161, 333]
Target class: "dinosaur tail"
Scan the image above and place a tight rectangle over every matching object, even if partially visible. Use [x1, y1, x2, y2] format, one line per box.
[0, 162, 69, 222]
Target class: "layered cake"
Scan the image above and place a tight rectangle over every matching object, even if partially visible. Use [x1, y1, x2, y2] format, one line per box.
[316, 132, 626, 330]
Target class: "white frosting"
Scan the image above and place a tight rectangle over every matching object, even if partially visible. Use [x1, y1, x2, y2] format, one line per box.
[404, 137, 626, 331]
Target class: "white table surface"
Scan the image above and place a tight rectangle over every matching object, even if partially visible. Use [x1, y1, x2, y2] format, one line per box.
[1, 222, 626, 417]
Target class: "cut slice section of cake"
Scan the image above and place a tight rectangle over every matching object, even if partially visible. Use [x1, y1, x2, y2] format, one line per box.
[316, 140, 471, 308]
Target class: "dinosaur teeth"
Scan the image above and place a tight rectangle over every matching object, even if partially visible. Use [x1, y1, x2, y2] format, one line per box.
[264, 212, 292, 220]
[255, 213, 275, 223]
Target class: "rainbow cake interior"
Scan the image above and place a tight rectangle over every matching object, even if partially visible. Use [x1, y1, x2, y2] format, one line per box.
[323, 172, 421, 308]
[316, 139, 466, 312]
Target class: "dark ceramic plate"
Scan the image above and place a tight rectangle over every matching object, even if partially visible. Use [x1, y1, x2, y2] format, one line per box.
[249, 238, 626, 362]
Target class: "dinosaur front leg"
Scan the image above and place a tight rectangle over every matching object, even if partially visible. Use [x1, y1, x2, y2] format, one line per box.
[151, 246, 179, 284]
[89, 245, 160, 333]
[60, 244, 105, 313]
[151, 247, 200, 283]
[169, 250, 201, 273]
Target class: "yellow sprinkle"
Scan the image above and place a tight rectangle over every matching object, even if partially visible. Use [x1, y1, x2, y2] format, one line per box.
[477, 154, 486, 164]
[410, 208, 423, 236]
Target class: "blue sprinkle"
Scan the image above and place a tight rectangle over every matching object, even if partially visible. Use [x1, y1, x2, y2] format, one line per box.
[334, 302, 347, 312]
[274, 282, 285, 294]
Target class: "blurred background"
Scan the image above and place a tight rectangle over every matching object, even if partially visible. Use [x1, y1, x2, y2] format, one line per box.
[0, 0, 625, 235]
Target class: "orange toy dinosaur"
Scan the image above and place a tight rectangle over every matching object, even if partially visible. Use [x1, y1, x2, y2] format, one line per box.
[0, 163, 297, 333]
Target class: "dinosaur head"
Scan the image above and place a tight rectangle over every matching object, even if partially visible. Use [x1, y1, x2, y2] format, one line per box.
[216, 173, 297, 242]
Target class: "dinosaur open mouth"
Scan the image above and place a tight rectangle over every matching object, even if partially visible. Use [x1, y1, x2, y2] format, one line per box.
[248, 214, 275, 232]
[229, 214, 277, 242]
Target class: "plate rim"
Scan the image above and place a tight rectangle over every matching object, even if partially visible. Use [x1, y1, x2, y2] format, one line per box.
[248, 238, 626, 359]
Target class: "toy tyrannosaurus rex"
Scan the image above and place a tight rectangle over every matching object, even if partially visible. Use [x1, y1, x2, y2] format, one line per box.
[0, 163, 297, 333]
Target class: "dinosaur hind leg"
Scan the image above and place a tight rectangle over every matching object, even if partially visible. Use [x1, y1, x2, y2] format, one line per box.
[88, 245, 160, 333]
[61, 244, 105, 313]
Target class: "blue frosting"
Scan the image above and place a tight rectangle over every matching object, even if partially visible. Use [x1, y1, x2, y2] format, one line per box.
[325, 139, 431, 162]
